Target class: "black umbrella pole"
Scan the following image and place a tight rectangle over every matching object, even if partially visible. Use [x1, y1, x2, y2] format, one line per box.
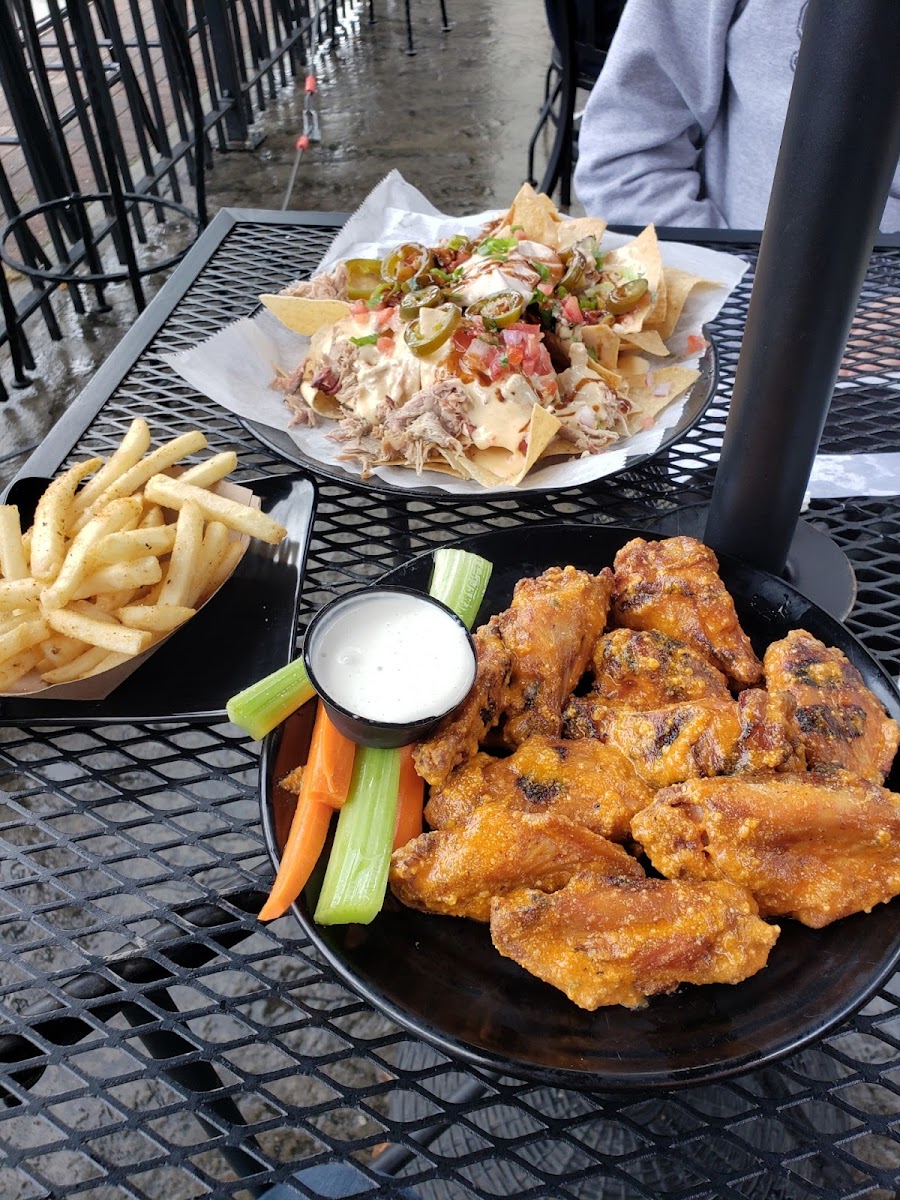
[703, 0, 900, 576]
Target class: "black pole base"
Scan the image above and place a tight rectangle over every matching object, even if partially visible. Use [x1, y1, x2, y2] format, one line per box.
[647, 505, 856, 622]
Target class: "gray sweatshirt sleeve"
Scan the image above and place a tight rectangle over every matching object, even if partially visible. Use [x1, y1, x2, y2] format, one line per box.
[573, 0, 740, 227]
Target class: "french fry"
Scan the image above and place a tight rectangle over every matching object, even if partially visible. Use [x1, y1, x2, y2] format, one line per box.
[72, 556, 163, 601]
[139, 504, 165, 528]
[178, 451, 238, 488]
[0, 578, 42, 611]
[183, 520, 230, 608]
[158, 500, 204, 607]
[40, 496, 144, 611]
[0, 616, 50, 666]
[117, 604, 196, 633]
[33, 633, 91, 674]
[71, 418, 152, 515]
[85, 430, 207, 513]
[93, 589, 139, 614]
[41, 645, 122, 685]
[0, 649, 41, 691]
[90, 524, 177, 565]
[144, 473, 287, 544]
[46, 607, 151, 656]
[30, 458, 103, 582]
[0, 506, 28, 581]
[197, 540, 244, 604]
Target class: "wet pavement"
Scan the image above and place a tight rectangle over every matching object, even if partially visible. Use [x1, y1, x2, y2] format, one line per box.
[1, 0, 564, 493]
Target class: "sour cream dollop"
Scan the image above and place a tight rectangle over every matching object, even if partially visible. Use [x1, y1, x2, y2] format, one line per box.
[305, 589, 476, 725]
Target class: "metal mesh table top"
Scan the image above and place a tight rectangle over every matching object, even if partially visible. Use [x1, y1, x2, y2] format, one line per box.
[1, 211, 899, 1200]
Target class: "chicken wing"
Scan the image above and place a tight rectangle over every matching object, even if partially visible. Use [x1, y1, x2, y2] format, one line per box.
[423, 734, 654, 839]
[612, 536, 763, 687]
[389, 805, 643, 922]
[490, 872, 779, 1009]
[413, 616, 511, 787]
[563, 687, 804, 789]
[591, 627, 732, 708]
[763, 629, 900, 783]
[497, 564, 614, 748]
[631, 769, 900, 927]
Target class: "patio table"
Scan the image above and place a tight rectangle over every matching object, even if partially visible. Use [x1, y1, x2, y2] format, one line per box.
[1, 208, 899, 1199]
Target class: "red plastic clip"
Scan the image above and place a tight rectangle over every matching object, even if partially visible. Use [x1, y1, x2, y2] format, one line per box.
[296, 134, 310, 152]
[304, 74, 317, 94]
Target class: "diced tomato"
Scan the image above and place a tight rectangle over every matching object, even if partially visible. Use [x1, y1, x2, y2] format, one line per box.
[686, 332, 708, 354]
[562, 295, 583, 325]
[350, 299, 369, 317]
[453, 327, 474, 352]
[506, 345, 524, 367]
[537, 281, 554, 295]
[375, 306, 395, 328]
[376, 335, 394, 353]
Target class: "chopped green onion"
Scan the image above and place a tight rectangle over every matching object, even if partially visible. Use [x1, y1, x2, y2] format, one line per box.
[427, 547, 493, 632]
[531, 260, 550, 281]
[313, 546, 493, 925]
[476, 236, 519, 261]
[313, 747, 401, 925]
[350, 333, 379, 346]
[226, 658, 315, 742]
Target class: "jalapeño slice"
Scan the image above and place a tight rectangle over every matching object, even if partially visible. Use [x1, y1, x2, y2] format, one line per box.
[606, 277, 649, 314]
[398, 284, 443, 321]
[465, 290, 524, 329]
[344, 258, 385, 301]
[403, 303, 461, 355]
[382, 242, 434, 286]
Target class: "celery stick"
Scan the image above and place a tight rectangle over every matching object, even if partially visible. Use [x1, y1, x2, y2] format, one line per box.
[313, 746, 401, 925]
[428, 548, 493, 630]
[226, 657, 314, 741]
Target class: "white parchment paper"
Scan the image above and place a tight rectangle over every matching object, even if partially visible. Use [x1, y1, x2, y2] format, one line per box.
[164, 171, 749, 493]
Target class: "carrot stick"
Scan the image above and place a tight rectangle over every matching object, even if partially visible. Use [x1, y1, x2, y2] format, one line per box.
[305, 701, 357, 809]
[259, 778, 332, 921]
[392, 745, 424, 850]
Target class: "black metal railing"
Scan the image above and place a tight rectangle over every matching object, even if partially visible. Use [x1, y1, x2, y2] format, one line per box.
[0, 0, 362, 401]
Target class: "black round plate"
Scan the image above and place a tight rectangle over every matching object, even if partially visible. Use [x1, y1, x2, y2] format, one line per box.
[260, 523, 900, 1090]
[241, 335, 717, 498]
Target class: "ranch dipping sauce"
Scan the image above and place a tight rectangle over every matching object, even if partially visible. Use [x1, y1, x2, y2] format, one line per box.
[305, 588, 476, 733]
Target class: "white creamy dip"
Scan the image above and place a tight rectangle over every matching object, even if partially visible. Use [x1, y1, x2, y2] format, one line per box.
[307, 591, 476, 724]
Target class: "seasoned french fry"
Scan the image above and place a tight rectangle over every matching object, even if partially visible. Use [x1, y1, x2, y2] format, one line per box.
[0, 506, 28, 581]
[178, 451, 238, 488]
[0, 648, 41, 690]
[93, 589, 139, 614]
[0, 578, 42, 611]
[31, 458, 103, 581]
[40, 496, 144, 611]
[33, 633, 90, 674]
[72, 556, 162, 601]
[183, 520, 230, 608]
[41, 645, 119, 685]
[71, 418, 152, 515]
[0, 616, 50, 666]
[86, 430, 207, 512]
[144, 474, 287, 544]
[197, 540, 244, 604]
[116, 603, 196, 633]
[158, 500, 204, 607]
[90, 524, 177, 566]
[80, 650, 131, 680]
[138, 504, 165, 528]
[46, 607, 151, 656]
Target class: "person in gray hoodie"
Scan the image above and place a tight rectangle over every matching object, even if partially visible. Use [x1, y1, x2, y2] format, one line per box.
[573, 0, 900, 230]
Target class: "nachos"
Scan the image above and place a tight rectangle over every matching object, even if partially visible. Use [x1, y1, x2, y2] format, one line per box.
[264, 185, 712, 486]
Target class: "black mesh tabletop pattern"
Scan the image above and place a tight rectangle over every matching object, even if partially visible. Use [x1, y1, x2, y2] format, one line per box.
[1, 213, 899, 1200]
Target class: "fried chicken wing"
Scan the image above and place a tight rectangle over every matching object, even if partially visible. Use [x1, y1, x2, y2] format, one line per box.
[490, 872, 779, 1009]
[497, 565, 613, 748]
[563, 687, 804, 789]
[413, 616, 511, 787]
[612, 536, 763, 687]
[763, 629, 900, 783]
[632, 769, 900, 927]
[389, 806, 643, 922]
[423, 734, 654, 839]
[591, 628, 732, 709]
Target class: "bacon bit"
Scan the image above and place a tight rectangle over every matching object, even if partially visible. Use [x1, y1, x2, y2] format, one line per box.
[376, 335, 394, 353]
[687, 332, 708, 354]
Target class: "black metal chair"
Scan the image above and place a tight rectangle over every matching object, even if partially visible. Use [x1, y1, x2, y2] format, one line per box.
[527, 0, 626, 206]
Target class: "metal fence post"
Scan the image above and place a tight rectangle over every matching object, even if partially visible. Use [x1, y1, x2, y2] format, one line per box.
[204, 0, 264, 148]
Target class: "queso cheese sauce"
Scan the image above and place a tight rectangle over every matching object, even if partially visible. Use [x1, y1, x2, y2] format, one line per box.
[307, 591, 476, 724]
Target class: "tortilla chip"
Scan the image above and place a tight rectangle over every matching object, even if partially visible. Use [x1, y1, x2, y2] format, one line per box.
[260, 293, 351, 335]
[580, 323, 620, 371]
[625, 365, 700, 432]
[604, 225, 665, 334]
[297, 357, 343, 418]
[617, 354, 651, 378]
[620, 329, 670, 358]
[645, 267, 713, 340]
[501, 183, 562, 247]
[556, 215, 608, 254]
[448, 404, 561, 487]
